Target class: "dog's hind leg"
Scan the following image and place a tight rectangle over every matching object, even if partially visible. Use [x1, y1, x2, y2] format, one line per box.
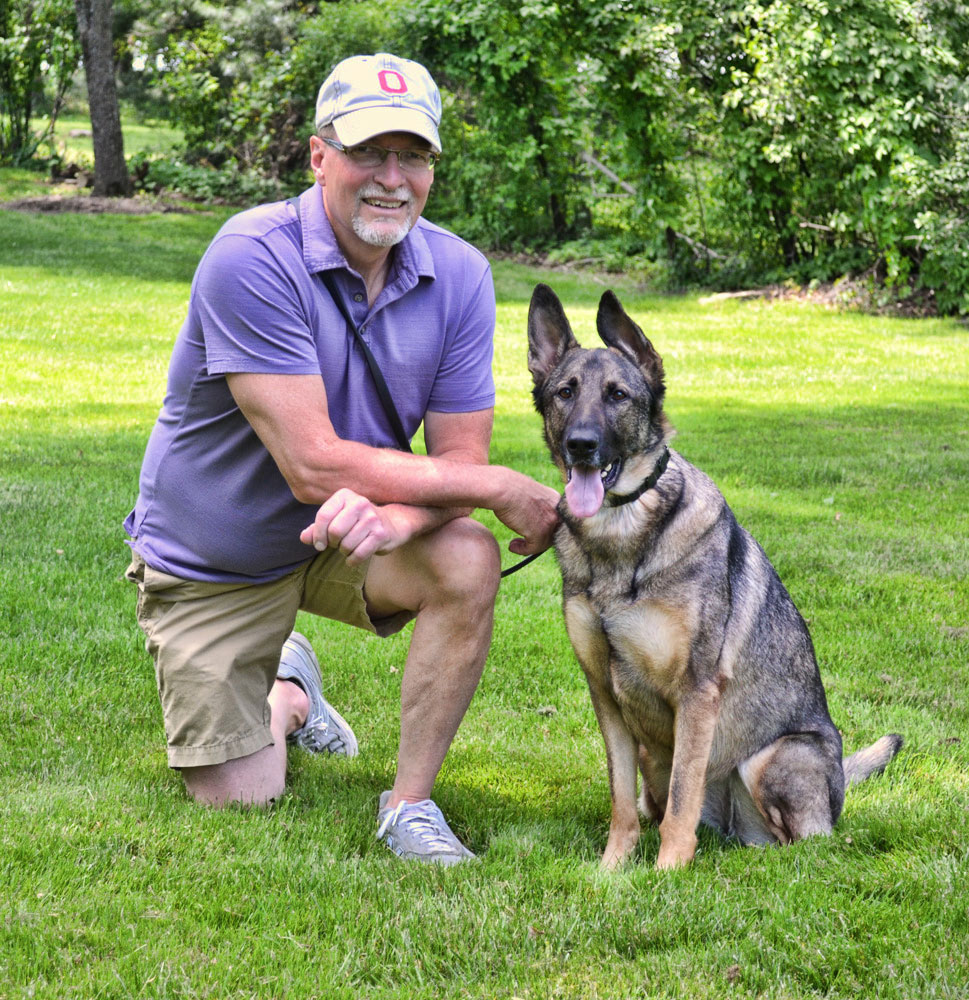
[738, 732, 845, 844]
[637, 742, 671, 825]
[722, 771, 779, 846]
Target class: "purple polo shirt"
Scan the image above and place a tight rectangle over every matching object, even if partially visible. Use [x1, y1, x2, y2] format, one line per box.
[124, 185, 496, 583]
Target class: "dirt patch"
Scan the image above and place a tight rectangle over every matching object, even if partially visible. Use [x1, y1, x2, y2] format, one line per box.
[1, 193, 203, 215]
[700, 280, 940, 319]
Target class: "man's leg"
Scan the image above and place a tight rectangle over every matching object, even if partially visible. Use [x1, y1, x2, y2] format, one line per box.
[362, 516, 501, 808]
[129, 552, 311, 807]
[181, 679, 308, 807]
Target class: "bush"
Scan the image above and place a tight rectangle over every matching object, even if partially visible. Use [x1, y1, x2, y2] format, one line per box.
[128, 151, 297, 204]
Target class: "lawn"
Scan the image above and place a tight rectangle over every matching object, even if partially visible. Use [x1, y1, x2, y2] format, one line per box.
[36, 113, 184, 162]
[0, 198, 967, 999]
[0, 115, 185, 203]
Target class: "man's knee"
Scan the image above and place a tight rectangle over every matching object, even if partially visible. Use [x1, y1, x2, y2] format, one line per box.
[366, 516, 501, 619]
[182, 746, 284, 808]
[423, 516, 501, 606]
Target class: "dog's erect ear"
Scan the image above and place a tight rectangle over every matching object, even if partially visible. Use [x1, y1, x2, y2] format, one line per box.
[596, 291, 665, 393]
[527, 284, 579, 385]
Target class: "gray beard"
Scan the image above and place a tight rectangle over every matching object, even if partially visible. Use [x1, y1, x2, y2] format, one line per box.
[352, 214, 413, 247]
[352, 186, 414, 247]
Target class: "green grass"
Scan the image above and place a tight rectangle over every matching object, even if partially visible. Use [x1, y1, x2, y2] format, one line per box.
[35, 113, 184, 163]
[0, 115, 185, 203]
[1, 198, 967, 999]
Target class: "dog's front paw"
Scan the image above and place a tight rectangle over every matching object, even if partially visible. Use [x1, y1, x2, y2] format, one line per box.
[655, 849, 690, 870]
[600, 851, 625, 870]
[600, 827, 640, 869]
[656, 833, 697, 869]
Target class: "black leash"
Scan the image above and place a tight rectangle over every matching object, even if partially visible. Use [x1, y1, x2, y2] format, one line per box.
[500, 550, 543, 578]
[318, 268, 413, 453]
[291, 199, 542, 579]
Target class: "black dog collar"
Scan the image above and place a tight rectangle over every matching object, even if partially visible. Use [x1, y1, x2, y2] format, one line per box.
[605, 446, 671, 508]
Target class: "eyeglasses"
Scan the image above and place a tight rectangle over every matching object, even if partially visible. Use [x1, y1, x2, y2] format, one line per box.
[320, 137, 438, 172]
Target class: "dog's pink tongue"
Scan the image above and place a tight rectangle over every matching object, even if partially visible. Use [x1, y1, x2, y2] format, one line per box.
[565, 467, 604, 518]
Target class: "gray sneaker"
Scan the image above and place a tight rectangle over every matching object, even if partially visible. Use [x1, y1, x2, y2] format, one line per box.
[278, 632, 358, 757]
[376, 790, 476, 865]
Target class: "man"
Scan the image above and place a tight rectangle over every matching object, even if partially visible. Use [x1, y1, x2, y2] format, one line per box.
[124, 53, 559, 865]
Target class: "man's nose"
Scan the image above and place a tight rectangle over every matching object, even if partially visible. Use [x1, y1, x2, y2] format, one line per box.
[374, 152, 406, 186]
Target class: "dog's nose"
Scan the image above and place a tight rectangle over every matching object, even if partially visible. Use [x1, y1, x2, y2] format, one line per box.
[566, 432, 599, 462]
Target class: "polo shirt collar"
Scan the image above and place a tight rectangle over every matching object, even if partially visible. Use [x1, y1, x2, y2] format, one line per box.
[295, 185, 436, 284]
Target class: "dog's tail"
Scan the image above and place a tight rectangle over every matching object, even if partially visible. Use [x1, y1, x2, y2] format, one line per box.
[843, 733, 903, 787]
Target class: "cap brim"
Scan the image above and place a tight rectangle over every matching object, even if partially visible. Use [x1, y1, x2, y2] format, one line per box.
[332, 107, 442, 154]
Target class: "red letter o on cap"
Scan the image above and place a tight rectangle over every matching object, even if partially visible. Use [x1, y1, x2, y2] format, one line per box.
[378, 70, 408, 94]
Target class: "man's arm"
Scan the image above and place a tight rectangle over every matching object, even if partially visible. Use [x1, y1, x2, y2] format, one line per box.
[304, 408, 492, 562]
[383, 406, 495, 532]
[226, 372, 559, 561]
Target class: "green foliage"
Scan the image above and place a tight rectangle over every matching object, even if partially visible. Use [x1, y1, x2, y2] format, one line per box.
[0, 0, 79, 164]
[127, 149, 292, 203]
[125, 0, 405, 182]
[105, 0, 969, 312]
[403, 0, 590, 247]
[231, 0, 406, 181]
[686, 0, 969, 306]
[154, 24, 232, 161]
[915, 137, 969, 315]
[125, 0, 305, 167]
[579, 2, 691, 235]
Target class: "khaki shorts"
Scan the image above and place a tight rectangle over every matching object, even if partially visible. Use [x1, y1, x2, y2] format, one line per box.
[126, 549, 413, 768]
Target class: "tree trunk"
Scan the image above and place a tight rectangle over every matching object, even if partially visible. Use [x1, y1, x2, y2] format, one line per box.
[74, 0, 131, 196]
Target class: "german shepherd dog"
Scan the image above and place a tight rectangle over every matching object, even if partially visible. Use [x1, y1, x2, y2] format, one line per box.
[527, 284, 902, 869]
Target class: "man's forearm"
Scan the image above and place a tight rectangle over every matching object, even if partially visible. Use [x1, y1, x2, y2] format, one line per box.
[226, 372, 559, 553]
[380, 501, 471, 542]
[290, 438, 513, 513]
[297, 441, 557, 555]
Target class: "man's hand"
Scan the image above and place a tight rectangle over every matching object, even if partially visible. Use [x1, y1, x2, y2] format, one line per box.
[300, 489, 415, 566]
[494, 471, 561, 556]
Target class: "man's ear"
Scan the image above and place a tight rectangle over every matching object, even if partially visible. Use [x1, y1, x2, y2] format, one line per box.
[309, 135, 327, 186]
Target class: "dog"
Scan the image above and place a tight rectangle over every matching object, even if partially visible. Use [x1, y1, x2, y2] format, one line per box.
[527, 283, 902, 869]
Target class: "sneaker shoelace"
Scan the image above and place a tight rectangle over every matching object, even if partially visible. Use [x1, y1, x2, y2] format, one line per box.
[299, 718, 347, 753]
[376, 800, 457, 852]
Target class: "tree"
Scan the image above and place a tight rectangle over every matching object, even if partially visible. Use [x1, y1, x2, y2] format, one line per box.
[700, 0, 966, 288]
[0, 0, 79, 164]
[74, 0, 131, 195]
[104, 0, 969, 311]
[406, 0, 590, 247]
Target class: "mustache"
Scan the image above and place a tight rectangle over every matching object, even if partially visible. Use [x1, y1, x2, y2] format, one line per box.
[358, 184, 411, 202]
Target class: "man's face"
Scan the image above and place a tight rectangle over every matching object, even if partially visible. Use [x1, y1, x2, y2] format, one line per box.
[310, 131, 435, 259]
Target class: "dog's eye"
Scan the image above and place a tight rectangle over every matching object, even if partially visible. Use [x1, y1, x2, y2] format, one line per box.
[610, 389, 628, 402]
[557, 386, 573, 400]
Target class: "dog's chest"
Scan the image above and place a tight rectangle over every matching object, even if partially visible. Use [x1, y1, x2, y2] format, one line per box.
[564, 590, 688, 745]
[603, 601, 689, 692]
[556, 511, 695, 733]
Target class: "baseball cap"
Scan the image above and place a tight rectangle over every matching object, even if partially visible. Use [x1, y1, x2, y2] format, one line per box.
[315, 53, 443, 154]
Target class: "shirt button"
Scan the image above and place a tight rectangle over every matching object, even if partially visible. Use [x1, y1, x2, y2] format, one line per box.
[353, 293, 364, 302]
[360, 324, 367, 333]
